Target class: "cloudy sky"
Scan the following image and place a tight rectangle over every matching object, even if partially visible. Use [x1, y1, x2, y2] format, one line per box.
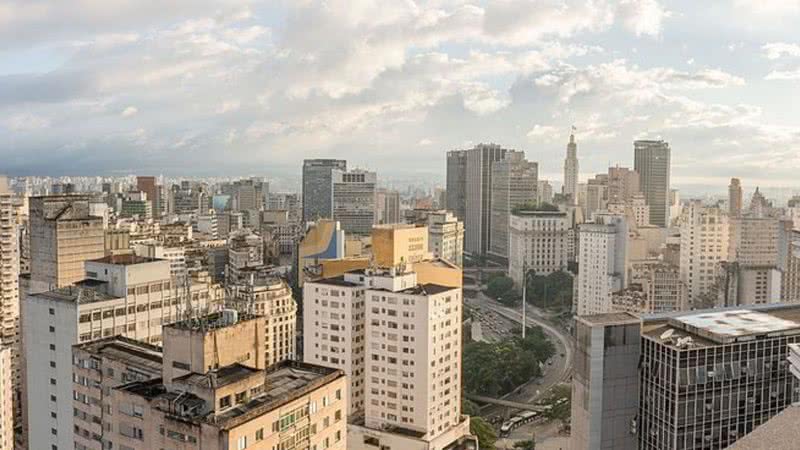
[2, 0, 800, 189]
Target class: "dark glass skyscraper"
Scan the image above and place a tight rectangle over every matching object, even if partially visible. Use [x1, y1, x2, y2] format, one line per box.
[634, 140, 671, 227]
[302, 159, 346, 223]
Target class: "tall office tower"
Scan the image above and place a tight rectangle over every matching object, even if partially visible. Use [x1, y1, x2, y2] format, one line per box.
[584, 174, 609, 219]
[305, 268, 472, 450]
[634, 140, 671, 227]
[0, 346, 12, 450]
[508, 208, 569, 287]
[233, 177, 268, 211]
[570, 313, 640, 450]
[463, 143, 510, 255]
[537, 180, 554, 205]
[72, 336, 163, 450]
[489, 151, 538, 259]
[563, 132, 579, 204]
[576, 214, 628, 315]
[104, 313, 348, 450]
[445, 150, 468, 221]
[332, 168, 377, 235]
[22, 255, 220, 450]
[729, 177, 743, 218]
[0, 177, 21, 442]
[639, 306, 800, 449]
[607, 166, 640, 203]
[229, 276, 297, 366]
[29, 194, 105, 294]
[303, 159, 347, 222]
[679, 201, 730, 307]
[611, 261, 687, 314]
[375, 188, 401, 225]
[427, 210, 465, 267]
[135, 175, 159, 218]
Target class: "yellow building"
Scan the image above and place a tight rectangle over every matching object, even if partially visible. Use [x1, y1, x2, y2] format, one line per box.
[371, 224, 430, 267]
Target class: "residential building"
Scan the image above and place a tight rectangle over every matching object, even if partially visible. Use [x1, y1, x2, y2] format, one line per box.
[376, 189, 401, 225]
[22, 255, 220, 450]
[571, 313, 640, 450]
[729, 178, 743, 218]
[29, 194, 105, 294]
[445, 150, 468, 222]
[679, 201, 730, 307]
[136, 176, 159, 219]
[585, 174, 608, 219]
[508, 209, 569, 287]
[612, 261, 686, 314]
[303, 159, 347, 222]
[426, 210, 464, 267]
[463, 143, 510, 255]
[72, 336, 163, 450]
[332, 169, 377, 235]
[634, 140, 671, 227]
[229, 276, 297, 366]
[489, 151, 538, 259]
[133, 242, 188, 281]
[0, 177, 20, 426]
[640, 306, 800, 449]
[0, 346, 12, 450]
[107, 312, 348, 450]
[537, 180, 553, 205]
[233, 177, 268, 212]
[563, 132, 579, 204]
[607, 166, 640, 203]
[576, 214, 628, 315]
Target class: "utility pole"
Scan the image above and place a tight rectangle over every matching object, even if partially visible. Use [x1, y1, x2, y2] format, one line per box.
[522, 262, 527, 339]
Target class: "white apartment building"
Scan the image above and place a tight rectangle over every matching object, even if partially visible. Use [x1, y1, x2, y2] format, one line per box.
[508, 209, 569, 287]
[0, 178, 20, 415]
[0, 346, 12, 450]
[679, 201, 729, 305]
[133, 242, 187, 280]
[22, 255, 220, 450]
[576, 214, 628, 315]
[230, 276, 297, 366]
[304, 268, 473, 450]
[426, 211, 464, 268]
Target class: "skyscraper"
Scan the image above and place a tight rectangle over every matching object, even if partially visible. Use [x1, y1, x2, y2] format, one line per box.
[135, 175, 159, 218]
[563, 132, 579, 204]
[302, 159, 347, 223]
[489, 151, 538, 259]
[634, 140, 671, 227]
[0, 177, 20, 444]
[576, 214, 628, 315]
[464, 143, 510, 255]
[679, 201, 730, 307]
[332, 168, 377, 235]
[445, 150, 468, 222]
[729, 177, 743, 218]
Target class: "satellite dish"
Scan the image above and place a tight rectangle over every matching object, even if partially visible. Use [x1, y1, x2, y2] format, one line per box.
[660, 329, 675, 340]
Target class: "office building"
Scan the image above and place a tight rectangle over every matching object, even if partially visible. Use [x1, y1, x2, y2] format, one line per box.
[228, 276, 297, 366]
[23, 255, 220, 450]
[576, 214, 628, 315]
[463, 143, 510, 255]
[679, 201, 730, 307]
[106, 312, 348, 450]
[426, 210, 464, 267]
[607, 166, 641, 203]
[233, 177, 268, 212]
[72, 336, 163, 450]
[563, 132, 579, 204]
[634, 140, 671, 227]
[729, 178, 743, 218]
[445, 150, 468, 221]
[372, 224, 430, 267]
[136, 176, 159, 219]
[331, 169, 377, 235]
[639, 306, 800, 449]
[508, 209, 569, 287]
[376, 189, 401, 225]
[29, 194, 106, 294]
[585, 174, 608, 219]
[537, 180, 554, 205]
[303, 159, 347, 222]
[489, 151, 538, 259]
[571, 313, 640, 450]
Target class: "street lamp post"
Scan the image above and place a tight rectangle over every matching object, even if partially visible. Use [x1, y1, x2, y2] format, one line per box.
[521, 263, 529, 339]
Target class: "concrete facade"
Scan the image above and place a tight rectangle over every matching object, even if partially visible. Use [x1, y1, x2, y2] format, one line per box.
[634, 140, 671, 227]
[576, 214, 628, 315]
[508, 209, 569, 287]
[302, 159, 347, 223]
[489, 151, 538, 259]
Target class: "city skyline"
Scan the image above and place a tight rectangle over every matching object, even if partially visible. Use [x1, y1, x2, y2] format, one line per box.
[3, 1, 800, 188]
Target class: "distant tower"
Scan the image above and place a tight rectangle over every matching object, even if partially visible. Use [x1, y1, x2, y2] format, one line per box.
[563, 129, 579, 205]
[729, 178, 743, 218]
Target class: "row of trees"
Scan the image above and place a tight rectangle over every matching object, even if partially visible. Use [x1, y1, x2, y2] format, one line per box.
[463, 327, 555, 397]
[485, 271, 573, 310]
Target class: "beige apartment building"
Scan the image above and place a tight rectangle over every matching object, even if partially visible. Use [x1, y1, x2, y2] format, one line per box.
[679, 201, 729, 306]
[29, 194, 105, 294]
[106, 312, 347, 450]
[229, 276, 297, 366]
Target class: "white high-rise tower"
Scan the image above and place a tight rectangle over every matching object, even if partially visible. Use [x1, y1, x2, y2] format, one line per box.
[563, 130, 579, 204]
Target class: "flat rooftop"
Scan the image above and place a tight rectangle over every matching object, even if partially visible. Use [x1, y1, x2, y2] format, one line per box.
[578, 312, 640, 326]
[643, 305, 800, 348]
[398, 283, 455, 296]
[167, 311, 261, 332]
[74, 336, 162, 373]
[32, 285, 118, 305]
[308, 275, 360, 288]
[727, 404, 800, 449]
[89, 254, 159, 265]
[174, 363, 258, 389]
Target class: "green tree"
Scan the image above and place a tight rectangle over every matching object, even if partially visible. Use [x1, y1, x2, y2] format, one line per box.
[486, 275, 514, 300]
[470, 416, 497, 450]
[524, 270, 574, 310]
[514, 439, 536, 450]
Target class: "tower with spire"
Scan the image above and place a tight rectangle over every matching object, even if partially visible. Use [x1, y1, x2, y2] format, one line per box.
[563, 127, 579, 205]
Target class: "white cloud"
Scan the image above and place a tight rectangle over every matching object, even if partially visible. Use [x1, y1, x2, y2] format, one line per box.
[734, 0, 800, 16]
[1, 112, 50, 131]
[765, 69, 800, 80]
[418, 138, 433, 146]
[121, 106, 138, 117]
[762, 42, 800, 59]
[617, 0, 670, 37]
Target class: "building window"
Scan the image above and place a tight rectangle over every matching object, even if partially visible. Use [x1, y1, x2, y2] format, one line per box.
[237, 436, 247, 449]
